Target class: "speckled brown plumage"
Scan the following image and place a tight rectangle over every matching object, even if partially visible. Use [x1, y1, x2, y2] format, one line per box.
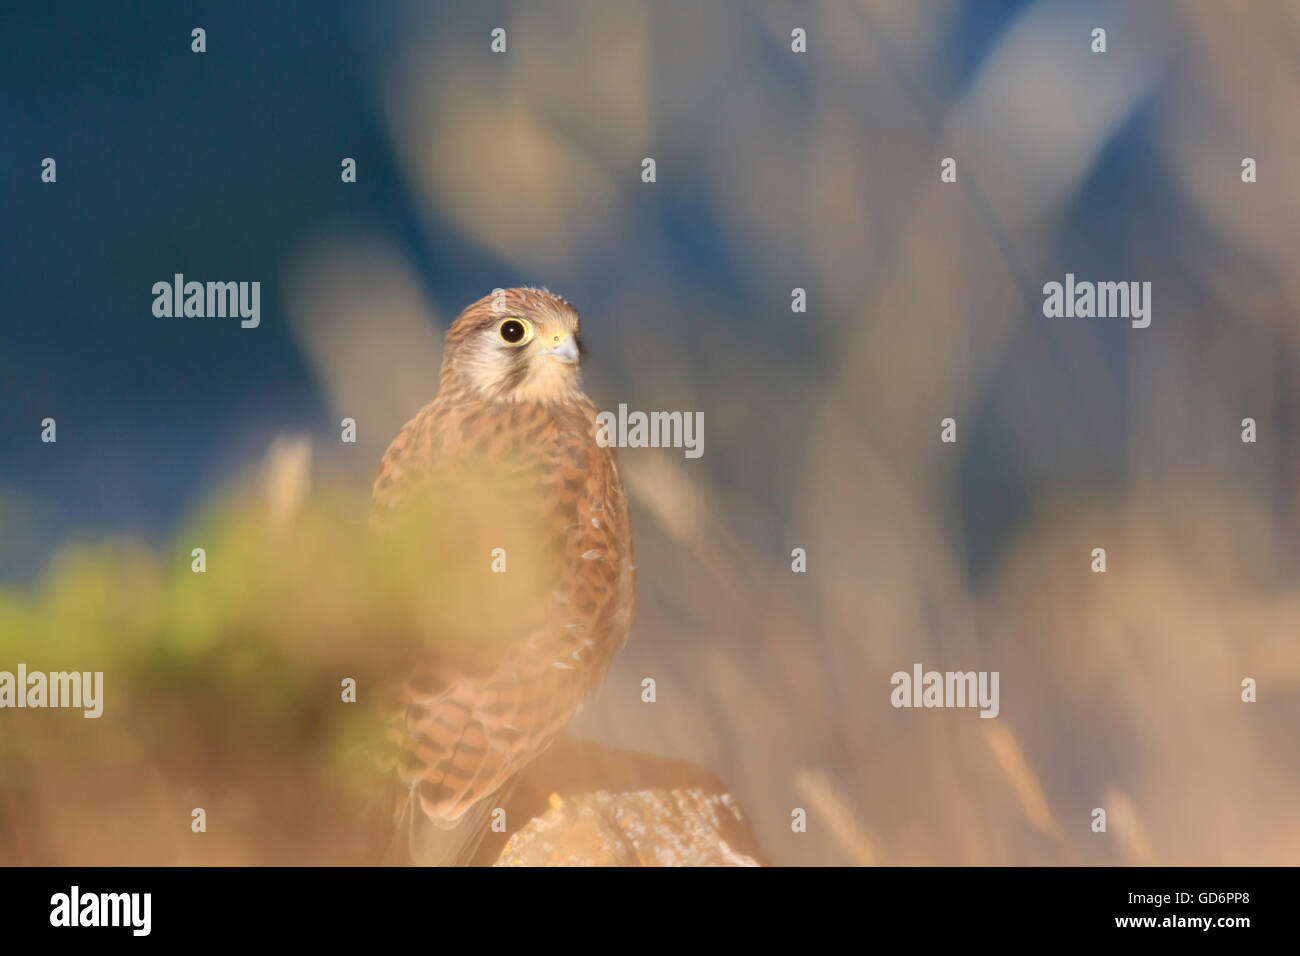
[370, 288, 635, 864]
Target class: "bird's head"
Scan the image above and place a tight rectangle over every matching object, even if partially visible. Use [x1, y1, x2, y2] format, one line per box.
[440, 287, 585, 404]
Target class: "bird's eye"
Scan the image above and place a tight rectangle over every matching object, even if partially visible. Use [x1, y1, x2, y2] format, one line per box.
[498, 318, 531, 345]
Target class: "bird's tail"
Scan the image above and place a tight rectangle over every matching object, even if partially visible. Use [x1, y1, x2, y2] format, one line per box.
[376, 777, 517, 866]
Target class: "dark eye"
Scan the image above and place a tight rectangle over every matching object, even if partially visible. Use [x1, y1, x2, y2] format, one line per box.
[499, 319, 527, 344]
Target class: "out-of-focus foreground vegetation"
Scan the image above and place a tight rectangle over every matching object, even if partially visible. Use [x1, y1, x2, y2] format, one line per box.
[0, 445, 493, 864]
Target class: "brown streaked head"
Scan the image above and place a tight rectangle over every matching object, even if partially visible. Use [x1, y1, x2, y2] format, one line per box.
[440, 288, 586, 404]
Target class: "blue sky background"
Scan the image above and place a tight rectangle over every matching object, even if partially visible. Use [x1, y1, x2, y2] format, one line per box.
[1, 0, 1153, 574]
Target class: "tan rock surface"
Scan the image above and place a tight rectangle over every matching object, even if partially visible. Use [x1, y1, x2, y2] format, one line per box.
[476, 739, 767, 866]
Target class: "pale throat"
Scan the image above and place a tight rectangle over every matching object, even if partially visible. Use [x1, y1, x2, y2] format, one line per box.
[506, 361, 585, 404]
[456, 354, 584, 405]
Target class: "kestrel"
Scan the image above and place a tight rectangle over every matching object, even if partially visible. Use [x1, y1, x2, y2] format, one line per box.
[370, 288, 635, 865]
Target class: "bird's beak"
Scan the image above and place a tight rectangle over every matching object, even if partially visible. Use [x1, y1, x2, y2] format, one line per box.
[541, 333, 580, 365]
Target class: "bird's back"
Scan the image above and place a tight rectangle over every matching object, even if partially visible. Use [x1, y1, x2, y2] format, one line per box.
[370, 385, 635, 864]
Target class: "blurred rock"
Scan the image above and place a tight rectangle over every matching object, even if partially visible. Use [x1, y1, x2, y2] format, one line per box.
[478, 739, 766, 866]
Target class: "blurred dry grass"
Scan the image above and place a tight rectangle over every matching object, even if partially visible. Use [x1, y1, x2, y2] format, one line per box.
[366, 0, 1299, 865]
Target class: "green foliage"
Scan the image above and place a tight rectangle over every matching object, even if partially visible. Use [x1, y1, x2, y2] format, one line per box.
[0, 479, 455, 864]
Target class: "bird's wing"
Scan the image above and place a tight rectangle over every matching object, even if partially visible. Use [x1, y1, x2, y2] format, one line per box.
[370, 396, 635, 864]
